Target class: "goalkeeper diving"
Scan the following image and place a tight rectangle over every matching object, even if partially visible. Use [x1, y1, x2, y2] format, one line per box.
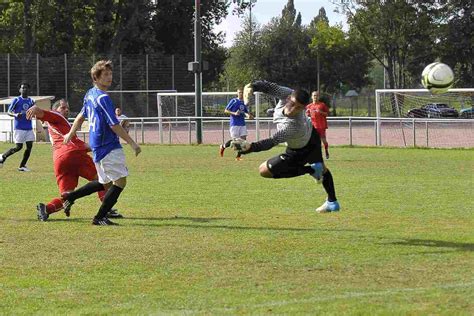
[234, 80, 340, 213]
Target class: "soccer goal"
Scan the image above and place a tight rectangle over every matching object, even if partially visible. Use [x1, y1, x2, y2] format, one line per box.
[375, 88, 474, 148]
[156, 91, 276, 142]
[108, 89, 177, 117]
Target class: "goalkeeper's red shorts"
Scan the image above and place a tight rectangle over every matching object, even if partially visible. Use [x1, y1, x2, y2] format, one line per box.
[54, 150, 98, 194]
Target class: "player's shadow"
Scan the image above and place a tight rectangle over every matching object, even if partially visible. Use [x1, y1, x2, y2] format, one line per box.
[125, 216, 358, 232]
[124, 216, 229, 223]
[386, 238, 474, 253]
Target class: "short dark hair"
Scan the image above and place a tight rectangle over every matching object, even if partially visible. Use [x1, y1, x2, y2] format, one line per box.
[292, 89, 310, 106]
[18, 82, 30, 89]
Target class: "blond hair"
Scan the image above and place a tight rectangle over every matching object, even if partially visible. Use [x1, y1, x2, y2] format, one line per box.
[90, 60, 113, 82]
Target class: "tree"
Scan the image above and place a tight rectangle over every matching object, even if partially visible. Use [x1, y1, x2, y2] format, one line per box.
[308, 19, 371, 94]
[221, 15, 263, 89]
[438, 0, 473, 87]
[334, 0, 438, 89]
[257, 0, 313, 88]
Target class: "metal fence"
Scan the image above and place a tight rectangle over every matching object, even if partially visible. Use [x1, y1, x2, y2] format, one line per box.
[1, 53, 386, 119]
[0, 53, 195, 117]
[1, 116, 472, 148]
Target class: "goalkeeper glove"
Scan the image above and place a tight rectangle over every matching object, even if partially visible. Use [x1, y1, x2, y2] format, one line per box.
[230, 138, 251, 153]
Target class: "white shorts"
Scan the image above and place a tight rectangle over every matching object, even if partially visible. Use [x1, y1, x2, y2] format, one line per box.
[95, 148, 129, 184]
[230, 126, 248, 139]
[13, 129, 35, 143]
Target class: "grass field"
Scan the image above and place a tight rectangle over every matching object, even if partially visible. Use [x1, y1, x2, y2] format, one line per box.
[0, 143, 473, 315]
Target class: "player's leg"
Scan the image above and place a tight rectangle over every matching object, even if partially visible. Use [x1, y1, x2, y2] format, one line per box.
[259, 152, 313, 179]
[79, 153, 123, 219]
[62, 180, 106, 214]
[306, 128, 339, 212]
[37, 157, 79, 221]
[220, 139, 232, 157]
[221, 126, 240, 157]
[235, 127, 248, 160]
[19, 140, 33, 171]
[92, 149, 128, 225]
[93, 177, 125, 223]
[318, 128, 329, 159]
[0, 143, 23, 165]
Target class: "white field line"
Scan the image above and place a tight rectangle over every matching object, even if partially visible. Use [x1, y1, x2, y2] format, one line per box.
[188, 281, 474, 313]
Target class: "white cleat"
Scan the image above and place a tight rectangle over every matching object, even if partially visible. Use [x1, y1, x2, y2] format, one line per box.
[0, 154, 4, 168]
[316, 200, 340, 213]
[18, 166, 31, 172]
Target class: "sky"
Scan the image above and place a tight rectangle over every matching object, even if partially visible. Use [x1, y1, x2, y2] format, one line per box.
[214, 0, 348, 48]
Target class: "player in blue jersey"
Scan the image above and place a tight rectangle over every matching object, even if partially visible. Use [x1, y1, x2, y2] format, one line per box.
[0, 82, 36, 171]
[62, 60, 141, 226]
[219, 88, 253, 160]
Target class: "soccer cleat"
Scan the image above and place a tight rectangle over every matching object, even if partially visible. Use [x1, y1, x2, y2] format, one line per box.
[219, 144, 225, 157]
[235, 156, 243, 161]
[0, 154, 4, 168]
[316, 200, 340, 213]
[92, 217, 119, 226]
[107, 209, 124, 219]
[18, 166, 31, 172]
[36, 203, 49, 221]
[310, 162, 324, 183]
[61, 192, 74, 217]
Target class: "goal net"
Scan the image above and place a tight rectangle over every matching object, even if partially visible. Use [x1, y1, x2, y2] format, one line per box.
[108, 90, 177, 117]
[156, 91, 278, 144]
[156, 91, 276, 118]
[375, 88, 474, 148]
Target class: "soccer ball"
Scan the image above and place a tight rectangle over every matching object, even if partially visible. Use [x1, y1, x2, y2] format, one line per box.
[230, 138, 249, 152]
[421, 62, 454, 94]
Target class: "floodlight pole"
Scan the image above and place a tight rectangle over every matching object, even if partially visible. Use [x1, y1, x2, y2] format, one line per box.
[194, 0, 203, 144]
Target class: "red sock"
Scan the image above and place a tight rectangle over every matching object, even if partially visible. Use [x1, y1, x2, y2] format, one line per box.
[98, 189, 106, 202]
[46, 198, 64, 214]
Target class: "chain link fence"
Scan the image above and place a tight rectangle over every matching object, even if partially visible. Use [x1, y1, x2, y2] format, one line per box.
[0, 53, 195, 117]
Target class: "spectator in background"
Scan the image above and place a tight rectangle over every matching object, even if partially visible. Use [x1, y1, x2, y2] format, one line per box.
[0, 82, 36, 171]
[115, 106, 130, 133]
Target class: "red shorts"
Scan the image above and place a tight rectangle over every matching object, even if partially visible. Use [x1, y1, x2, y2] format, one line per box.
[316, 128, 326, 138]
[54, 151, 97, 194]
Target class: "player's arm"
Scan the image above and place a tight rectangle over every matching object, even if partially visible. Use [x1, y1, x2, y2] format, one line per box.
[100, 96, 141, 156]
[248, 80, 293, 101]
[239, 125, 298, 155]
[224, 99, 240, 116]
[110, 124, 141, 156]
[243, 105, 254, 119]
[26, 105, 45, 120]
[7, 98, 20, 118]
[63, 112, 85, 144]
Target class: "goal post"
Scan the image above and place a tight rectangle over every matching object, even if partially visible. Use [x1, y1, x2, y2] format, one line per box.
[375, 88, 474, 147]
[108, 89, 177, 117]
[156, 91, 274, 144]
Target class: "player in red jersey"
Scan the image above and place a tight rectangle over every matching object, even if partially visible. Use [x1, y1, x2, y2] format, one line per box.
[26, 99, 121, 221]
[306, 91, 330, 159]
